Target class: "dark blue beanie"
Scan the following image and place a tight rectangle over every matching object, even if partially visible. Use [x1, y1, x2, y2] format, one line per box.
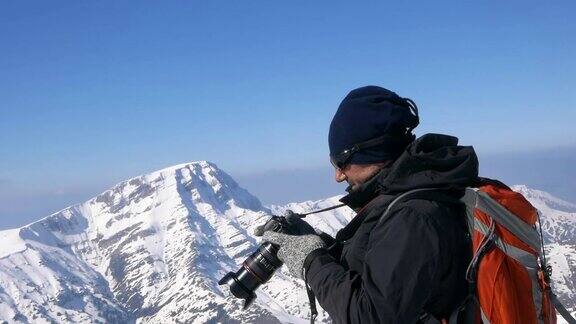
[328, 86, 419, 164]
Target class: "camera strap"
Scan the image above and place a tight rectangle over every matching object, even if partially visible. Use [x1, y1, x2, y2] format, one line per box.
[307, 283, 318, 324]
[295, 203, 347, 218]
[297, 202, 348, 323]
[303, 267, 318, 324]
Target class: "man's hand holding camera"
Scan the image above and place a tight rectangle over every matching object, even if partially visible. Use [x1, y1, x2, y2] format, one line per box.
[254, 211, 326, 279]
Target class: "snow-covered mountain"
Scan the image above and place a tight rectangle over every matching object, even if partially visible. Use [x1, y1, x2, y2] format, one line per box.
[0, 161, 355, 323]
[0, 162, 574, 323]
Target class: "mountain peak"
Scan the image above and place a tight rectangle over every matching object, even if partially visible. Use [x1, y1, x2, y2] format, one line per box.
[146, 160, 219, 176]
[89, 160, 263, 220]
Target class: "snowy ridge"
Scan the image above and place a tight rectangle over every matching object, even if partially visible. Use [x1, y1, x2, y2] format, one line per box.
[0, 163, 574, 323]
[513, 185, 576, 214]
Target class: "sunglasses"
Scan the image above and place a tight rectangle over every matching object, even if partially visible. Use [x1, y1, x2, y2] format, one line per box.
[330, 134, 395, 170]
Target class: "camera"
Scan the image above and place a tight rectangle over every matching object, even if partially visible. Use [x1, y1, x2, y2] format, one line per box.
[218, 215, 290, 309]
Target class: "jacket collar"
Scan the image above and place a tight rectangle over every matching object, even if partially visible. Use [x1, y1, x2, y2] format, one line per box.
[336, 193, 394, 242]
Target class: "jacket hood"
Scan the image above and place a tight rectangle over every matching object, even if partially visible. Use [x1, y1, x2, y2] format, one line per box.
[341, 133, 479, 209]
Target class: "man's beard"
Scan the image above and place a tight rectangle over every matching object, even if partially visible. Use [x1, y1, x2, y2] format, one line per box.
[348, 181, 361, 191]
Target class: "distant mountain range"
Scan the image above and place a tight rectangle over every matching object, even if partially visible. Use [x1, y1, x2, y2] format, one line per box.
[0, 162, 574, 323]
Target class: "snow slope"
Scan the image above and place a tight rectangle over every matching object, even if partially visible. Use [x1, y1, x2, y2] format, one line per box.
[0, 162, 573, 323]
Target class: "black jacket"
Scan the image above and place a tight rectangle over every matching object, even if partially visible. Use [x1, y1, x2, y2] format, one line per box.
[305, 134, 479, 324]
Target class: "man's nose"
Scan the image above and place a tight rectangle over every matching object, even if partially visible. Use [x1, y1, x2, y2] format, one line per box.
[335, 168, 347, 183]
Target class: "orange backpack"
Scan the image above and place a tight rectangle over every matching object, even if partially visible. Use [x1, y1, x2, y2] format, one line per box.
[384, 180, 575, 324]
[460, 182, 556, 324]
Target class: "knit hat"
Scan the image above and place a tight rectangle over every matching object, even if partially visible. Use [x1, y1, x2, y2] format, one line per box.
[328, 86, 419, 165]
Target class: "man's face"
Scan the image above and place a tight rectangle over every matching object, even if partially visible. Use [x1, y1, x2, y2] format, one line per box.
[334, 163, 385, 190]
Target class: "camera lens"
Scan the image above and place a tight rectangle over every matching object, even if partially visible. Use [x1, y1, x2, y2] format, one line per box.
[219, 242, 283, 309]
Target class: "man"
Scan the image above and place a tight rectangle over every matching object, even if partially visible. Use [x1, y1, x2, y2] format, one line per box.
[260, 86, 478, 323]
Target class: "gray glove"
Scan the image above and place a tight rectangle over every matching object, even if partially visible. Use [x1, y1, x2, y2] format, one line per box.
[261, 231, 325, 279]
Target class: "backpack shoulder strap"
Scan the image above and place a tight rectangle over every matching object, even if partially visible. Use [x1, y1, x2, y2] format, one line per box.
[377, 187, 462, 227]
[377, 188, 477, 323]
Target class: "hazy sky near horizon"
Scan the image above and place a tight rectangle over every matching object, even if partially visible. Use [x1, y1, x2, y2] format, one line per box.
[1, 1, 575, 229]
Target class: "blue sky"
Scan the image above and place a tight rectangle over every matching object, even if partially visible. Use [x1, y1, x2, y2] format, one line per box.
[1, 1, 575, 229]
